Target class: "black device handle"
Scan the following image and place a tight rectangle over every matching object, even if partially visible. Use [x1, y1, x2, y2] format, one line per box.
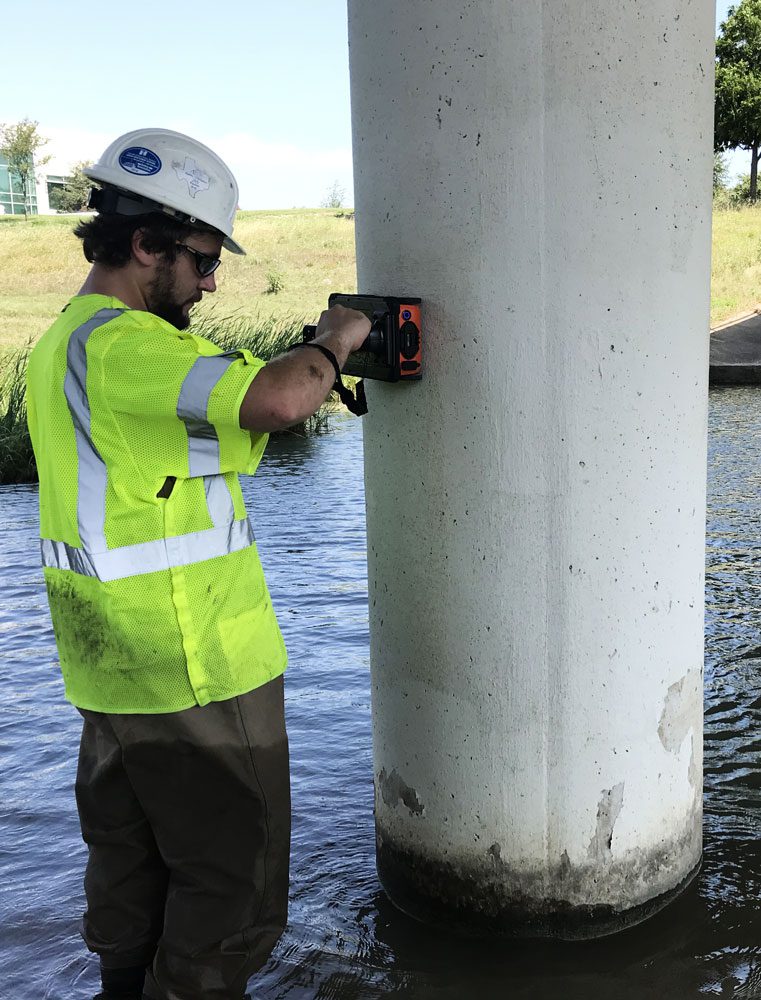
[359, 315, 387, 356]
[304, 319, 386, 357]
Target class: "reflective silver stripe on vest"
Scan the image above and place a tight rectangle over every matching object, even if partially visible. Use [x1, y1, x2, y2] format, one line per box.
[47, 313, 254, 583]
[41, 518, 254, 583]
[63, 309, 125, 553]
[204, 474, 236, 527]
[177, 352, 242, 477]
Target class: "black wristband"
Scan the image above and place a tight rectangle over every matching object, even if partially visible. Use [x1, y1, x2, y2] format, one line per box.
[287, 341, 341, 380]
[288, 338, 368, 416]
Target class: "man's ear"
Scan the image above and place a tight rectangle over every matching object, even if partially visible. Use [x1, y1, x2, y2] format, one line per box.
[131, 228, 161, 269]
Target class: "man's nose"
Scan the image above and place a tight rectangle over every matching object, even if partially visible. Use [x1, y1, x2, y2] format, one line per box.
[199, 272, 217, 293]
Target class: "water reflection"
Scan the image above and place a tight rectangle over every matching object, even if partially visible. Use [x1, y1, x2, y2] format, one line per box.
[2, 397, 761, 998]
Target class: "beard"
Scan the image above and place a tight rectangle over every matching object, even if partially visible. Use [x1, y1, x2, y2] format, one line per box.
[146, 260, 193, 330]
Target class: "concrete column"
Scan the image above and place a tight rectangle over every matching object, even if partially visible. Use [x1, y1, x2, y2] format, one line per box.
[348, 0, 713, 937]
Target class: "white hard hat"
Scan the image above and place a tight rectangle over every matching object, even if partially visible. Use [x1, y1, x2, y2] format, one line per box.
[84, 128, 245, 254]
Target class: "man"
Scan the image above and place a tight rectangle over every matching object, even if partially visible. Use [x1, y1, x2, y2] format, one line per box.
[26, 128, 370, 1000]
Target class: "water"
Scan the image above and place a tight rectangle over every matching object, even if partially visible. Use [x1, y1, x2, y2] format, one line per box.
[1, 394, 760, 999]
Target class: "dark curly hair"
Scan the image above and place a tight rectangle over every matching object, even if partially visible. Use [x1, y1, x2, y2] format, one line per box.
[74, 212, 211, 268]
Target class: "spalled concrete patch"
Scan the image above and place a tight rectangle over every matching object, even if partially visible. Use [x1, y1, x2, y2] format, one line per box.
[587, 783, 625, 863]
[378, 768, 425, 816]
[658, 671, 702, 754]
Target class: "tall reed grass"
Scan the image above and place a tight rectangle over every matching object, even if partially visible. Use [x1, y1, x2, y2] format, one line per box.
[196, 309, 306, 356]
[0, 313, 340, 486]
[0, 348, 35, 485]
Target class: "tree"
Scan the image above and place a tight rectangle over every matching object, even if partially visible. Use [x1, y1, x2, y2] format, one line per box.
[49, 160, 93, 213]
[715, 1, 761, 201]
[321, 180, 345, 209]
[714, 152, 730, 194]
[0, 118, 50, 218]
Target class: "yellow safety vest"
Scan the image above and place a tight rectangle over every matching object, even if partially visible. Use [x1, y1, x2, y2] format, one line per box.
[27, 294, 287, 713]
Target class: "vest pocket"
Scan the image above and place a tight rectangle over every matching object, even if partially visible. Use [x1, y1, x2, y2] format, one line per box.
[218, 599, 286, 691]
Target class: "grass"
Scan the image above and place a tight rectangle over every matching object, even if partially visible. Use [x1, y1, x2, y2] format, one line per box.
[5, 200, 761, 482]
[0, 209, 357, 349]
[3, 202, 761, 343]
[710, 203, 761, 324]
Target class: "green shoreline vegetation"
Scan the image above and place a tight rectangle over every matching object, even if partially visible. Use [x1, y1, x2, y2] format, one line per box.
[2, 203, 761, 484]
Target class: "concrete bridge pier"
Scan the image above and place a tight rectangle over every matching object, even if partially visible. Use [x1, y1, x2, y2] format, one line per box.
[348, 0, 713, 937]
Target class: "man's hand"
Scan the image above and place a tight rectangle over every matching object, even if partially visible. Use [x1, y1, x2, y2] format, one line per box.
[312, 304, 372, 356]
[239, 305, 371, 432]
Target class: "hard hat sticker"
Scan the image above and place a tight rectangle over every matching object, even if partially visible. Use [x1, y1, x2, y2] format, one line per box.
[118, 147, 162, 176]
[173, 157, 210, 199]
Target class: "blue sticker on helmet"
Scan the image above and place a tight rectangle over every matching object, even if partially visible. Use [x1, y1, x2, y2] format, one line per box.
[118, 147, 162, 176]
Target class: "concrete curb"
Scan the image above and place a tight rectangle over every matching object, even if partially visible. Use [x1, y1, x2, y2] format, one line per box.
[710, 311, 761, 385]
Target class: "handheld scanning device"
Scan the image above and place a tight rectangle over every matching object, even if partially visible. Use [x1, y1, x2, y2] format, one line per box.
[300, 293, 422, 416]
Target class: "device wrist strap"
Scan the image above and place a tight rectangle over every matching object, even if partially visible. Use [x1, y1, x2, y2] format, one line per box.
[287, 342, 368, 416]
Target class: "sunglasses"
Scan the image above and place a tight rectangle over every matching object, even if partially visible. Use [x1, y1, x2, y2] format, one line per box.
[175, 243, 222, 277]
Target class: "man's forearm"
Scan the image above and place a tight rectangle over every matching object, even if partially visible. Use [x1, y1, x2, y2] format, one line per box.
[238, 309, 370, 432]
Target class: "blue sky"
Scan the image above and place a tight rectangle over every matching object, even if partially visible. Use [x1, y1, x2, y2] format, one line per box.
[0, 1, 747, 207]
[2, 0, 354, 209]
